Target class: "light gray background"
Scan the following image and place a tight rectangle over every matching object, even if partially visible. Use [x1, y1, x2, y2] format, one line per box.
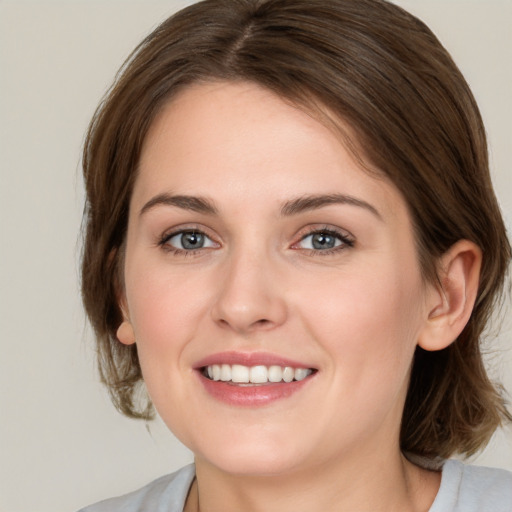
[0, 1, 511, 511]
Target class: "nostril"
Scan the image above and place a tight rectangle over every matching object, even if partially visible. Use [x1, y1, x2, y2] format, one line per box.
[217, 316, 270, 326]
[252, 318, 274, 329]
[211, 287, 288, 332]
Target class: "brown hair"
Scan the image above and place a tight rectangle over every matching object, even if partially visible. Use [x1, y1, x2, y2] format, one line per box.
[81, 0, 511, 458]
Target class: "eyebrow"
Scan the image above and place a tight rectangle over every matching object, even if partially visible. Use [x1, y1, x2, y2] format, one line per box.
[140, 193, 218, 216]
[281, 194, 382, 220]
[140, 192, 381, 220]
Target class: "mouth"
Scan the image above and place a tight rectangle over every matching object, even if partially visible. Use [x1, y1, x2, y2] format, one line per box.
[201, 364, 315, 385]
[195, 353, 317, 406]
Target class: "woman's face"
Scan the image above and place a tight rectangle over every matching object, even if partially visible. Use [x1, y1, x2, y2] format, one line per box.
[120, 81, 436, 476]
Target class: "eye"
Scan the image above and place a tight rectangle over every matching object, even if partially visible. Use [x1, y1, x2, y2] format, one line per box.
[294, 228, 354, 252]
[161, 229, 217, 252]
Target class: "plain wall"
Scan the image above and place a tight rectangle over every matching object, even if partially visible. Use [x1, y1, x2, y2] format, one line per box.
[0, 1, 510, 511]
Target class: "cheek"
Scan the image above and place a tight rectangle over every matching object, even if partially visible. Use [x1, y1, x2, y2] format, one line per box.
[122, 264, 209, 414]
[125, 261, 209, 350]
[123, 265, 211, 425]
[298, 256, 425, 384]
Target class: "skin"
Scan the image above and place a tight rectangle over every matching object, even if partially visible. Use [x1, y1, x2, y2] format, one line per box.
[117, 81, 481, 512]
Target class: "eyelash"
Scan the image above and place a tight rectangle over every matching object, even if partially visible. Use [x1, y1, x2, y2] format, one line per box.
[158, 227, 218, 257]
[293, 227, 355, 256]
[157, 226, 355, 257]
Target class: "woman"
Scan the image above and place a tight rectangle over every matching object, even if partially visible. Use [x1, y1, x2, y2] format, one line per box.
[79, 0, 512, 510]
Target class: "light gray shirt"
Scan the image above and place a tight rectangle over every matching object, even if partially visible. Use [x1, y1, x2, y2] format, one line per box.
[78, 460, 512, 511]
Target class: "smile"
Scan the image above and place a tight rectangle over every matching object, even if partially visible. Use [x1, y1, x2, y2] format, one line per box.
[203, 364, 314, 385]
[195, 352, 318, 406]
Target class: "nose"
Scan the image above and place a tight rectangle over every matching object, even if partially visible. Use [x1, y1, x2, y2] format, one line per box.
[211, 247, 288, 334]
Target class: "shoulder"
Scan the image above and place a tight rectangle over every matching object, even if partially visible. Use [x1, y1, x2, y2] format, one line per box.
[77, 464, 196, 512]
[430, 459, 512, 512]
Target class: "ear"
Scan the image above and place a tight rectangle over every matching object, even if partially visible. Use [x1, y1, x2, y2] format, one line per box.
[117, 319, 136, 346]
[418, 240, 482, 351]
[110, 247, 136, 346]
[116, 295, 136, 346]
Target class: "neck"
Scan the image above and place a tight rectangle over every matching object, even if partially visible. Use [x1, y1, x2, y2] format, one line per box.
[186, 447, 440, 512]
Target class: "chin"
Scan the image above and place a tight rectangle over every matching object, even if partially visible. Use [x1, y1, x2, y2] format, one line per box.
[193, 435, 311, 477]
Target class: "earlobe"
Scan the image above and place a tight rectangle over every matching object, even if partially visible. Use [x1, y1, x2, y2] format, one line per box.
[117, 295, 136, 345]
[418, 240, 482, 352]
[110, 247, 135, 345]
[117, 319, 136, 345]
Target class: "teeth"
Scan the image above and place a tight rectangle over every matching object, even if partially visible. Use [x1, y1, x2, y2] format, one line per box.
[205, 364, 313, 384]
[294, 368, 310, 381]
[231, 364, 249, 383]
[268, 365, 283, 383]
[221, 364, 231, 382]
[283, 367, 294, 383]
[250, 365, 268, 384]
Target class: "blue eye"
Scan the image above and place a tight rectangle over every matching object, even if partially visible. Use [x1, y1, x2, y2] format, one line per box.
[297, 229, 353, 252]
[163, 230, 216, 251]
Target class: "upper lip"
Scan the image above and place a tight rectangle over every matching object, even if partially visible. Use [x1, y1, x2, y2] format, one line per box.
[193, 351, 316, 370]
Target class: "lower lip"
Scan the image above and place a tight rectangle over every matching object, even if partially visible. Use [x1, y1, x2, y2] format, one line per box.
[198, 373, 313, 406]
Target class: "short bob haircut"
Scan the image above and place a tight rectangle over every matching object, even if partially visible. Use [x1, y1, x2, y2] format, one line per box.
[81, 0, 511, 459]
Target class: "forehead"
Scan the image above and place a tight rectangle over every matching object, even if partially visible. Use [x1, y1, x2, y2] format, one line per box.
[134, 81, 405, 221]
